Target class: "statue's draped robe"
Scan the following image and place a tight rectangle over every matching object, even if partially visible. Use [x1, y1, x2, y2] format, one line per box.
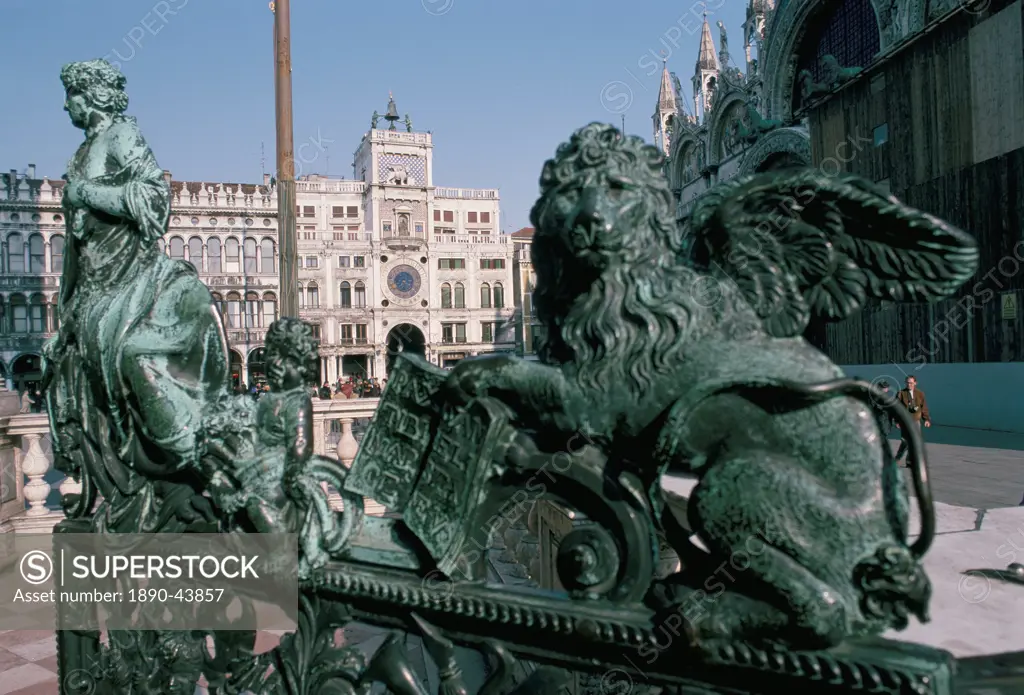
[45, 116, 230, 533]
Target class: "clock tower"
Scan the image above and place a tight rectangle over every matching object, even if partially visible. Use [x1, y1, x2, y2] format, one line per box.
[353, 94, 435, 372]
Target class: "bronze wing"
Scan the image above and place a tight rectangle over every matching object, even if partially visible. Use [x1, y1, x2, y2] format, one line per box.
[687, 169, 980, 337]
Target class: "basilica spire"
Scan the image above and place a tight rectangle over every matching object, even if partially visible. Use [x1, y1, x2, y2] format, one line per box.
[657, 56, 677, 114]
[653, 55, 678, 156]
[691, 5, 721, 124]
[697, 8, 720, 71]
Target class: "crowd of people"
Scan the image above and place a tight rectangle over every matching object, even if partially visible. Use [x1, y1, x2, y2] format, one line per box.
[316, 376, 384, 400]
[233, 375, 384, 401]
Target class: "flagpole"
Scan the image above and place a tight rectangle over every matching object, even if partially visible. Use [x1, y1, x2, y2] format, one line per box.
[271, 0, 299, 317]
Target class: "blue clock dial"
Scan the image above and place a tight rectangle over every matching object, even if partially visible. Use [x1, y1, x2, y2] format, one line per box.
[387, 264, 422, 299]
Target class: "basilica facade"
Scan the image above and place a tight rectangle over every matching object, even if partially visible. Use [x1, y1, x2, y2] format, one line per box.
[0, 95, 515, 392]
[655, 0, 956, 221]
[657, 0, 1024, 432]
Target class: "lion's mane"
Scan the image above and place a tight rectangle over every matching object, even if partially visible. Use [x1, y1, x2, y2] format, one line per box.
[528, 123, 705, 398]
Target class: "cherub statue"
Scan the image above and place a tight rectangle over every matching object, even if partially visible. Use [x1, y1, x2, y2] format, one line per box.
[205, 318, 316, 527]
[371, 110, 380, 129]
[443, 123, 979, 654]
[404, 114, 413, 133]
[202, 317, 355, 574]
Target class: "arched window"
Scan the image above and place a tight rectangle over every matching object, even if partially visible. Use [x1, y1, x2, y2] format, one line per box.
[51, 297, 60, 331]
[9, 294, 27, 333]
[28, 235, 45, 273]
[244, 238, 258, 274]
[225, 237, 240, 273]
[245, 291, 260, 327]
[354, 281, 366, 307]
[50, 235, 64, 273]
[0, 301, 6, 334]
[188, 237, 204, 272]
[454, 282, 465, 309]
[441, 283, 452, 308]
[260, 238, 275, 274]
[29, 294, 46, 334]
[307, 282, 320, 309]
[262, 292, 278, 327]
[226, 292, 242, 328]
[208, 237, 222, 273]
[211, 292, 225, 321]
[169, 236, 185, 261]
[493, 282, 505, 309]
[480, 283, 492, 309]
[6, 233, 24, 273]
[340, 282, 352, 308]
[793, 0, 880, 111]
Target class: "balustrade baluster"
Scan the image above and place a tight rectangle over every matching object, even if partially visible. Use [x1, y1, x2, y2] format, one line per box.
[20, 432, 51, 516]
[58, 472, 81, 498]
[336, 418, 358, 467]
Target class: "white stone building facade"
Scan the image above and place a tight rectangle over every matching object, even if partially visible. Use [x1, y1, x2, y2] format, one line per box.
[0, 108, 514, 391]
[296, 120, 515, 382]
[0, 169, 283, 392]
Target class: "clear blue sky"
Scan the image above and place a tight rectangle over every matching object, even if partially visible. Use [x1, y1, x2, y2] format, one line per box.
[0, 0, 745, 231]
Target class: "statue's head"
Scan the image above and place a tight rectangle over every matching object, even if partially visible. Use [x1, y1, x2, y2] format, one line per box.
[60, 59, 129, 129]
[264, 317, 320, 391]
[527, 123, 694, 395]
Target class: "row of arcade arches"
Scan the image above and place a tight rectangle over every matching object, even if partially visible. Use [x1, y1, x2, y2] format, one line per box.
[223, 323, 428, 388]
[4, 325, 432, 394]
[0, 353, 44, 392]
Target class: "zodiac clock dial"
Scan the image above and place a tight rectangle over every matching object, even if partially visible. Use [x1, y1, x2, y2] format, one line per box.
[386, 264, 422, 300]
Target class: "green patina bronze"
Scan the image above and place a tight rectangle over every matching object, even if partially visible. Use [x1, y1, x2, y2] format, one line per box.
[49, 60, 1012, 695]
[736, 103, 783, 143]
[45, 59, 231, 534]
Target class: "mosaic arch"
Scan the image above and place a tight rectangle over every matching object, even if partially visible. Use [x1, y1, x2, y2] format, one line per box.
[707, 90, 752, 164]
[738, 127, 812, 176]
[670, 138, 703, 189]
[761, 0, 892, 123]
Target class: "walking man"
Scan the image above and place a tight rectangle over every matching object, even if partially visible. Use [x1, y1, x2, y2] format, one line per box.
[895, 375, 930, 465]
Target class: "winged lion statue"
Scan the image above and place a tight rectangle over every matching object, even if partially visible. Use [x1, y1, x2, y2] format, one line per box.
[443, 122, 979, 654]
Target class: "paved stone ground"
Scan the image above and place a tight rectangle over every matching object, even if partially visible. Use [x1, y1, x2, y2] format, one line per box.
[888, 428, 1023, 509]
[2, 437, 1020, 694]
[660, 437, 1024, 660]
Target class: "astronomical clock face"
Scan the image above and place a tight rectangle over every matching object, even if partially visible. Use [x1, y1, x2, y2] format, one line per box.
[384, 260, 425, 306]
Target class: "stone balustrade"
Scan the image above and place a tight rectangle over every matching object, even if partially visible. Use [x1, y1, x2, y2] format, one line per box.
[0, 397, 383, 533]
